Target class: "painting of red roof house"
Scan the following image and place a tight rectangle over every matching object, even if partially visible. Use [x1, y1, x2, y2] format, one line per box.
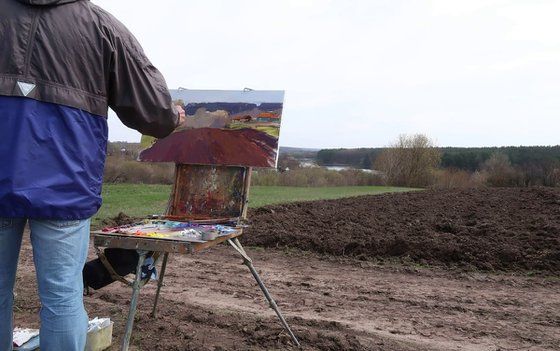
[138, 89, 284, 168]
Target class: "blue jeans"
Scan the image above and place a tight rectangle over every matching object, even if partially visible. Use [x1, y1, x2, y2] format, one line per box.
[0, 218, 90, 351]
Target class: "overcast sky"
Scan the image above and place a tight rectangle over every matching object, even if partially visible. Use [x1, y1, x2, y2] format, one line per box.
[93, 0, 560, 149]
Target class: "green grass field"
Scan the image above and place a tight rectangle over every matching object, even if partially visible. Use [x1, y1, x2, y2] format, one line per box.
[92, 184, 416, 228]
[247, 186, 414, 207]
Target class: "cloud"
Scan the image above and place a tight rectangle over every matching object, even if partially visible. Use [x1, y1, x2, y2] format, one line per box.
[96, 0, 560, 148]
[500, 1, 560, 46]
[429, 0, 510, 16]
[490, 50, 560, 71]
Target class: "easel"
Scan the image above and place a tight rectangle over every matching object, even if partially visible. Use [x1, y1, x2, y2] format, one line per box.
[92, 164, 299, 350]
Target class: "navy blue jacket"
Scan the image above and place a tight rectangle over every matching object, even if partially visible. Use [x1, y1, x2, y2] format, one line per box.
[0, 0, 179, 219]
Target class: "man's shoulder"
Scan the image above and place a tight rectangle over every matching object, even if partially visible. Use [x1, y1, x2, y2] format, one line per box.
[87, 2, 128, 31]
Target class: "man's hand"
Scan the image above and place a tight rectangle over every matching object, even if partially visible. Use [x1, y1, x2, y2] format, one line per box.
[176, 105, 185, 125]
[172, 104, 188, 133]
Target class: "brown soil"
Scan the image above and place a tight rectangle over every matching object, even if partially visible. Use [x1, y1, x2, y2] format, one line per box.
[245, 187, 560, 272]
[12, 187, 560, 350]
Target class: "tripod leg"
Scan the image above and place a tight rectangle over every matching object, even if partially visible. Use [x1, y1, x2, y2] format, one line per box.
[121, 250, 147, 351]
[228, 239, 300, 347]
[151, 252, 169, 317]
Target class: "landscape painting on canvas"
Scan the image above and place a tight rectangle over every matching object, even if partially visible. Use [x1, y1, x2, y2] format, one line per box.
[139, 89, 284, 168]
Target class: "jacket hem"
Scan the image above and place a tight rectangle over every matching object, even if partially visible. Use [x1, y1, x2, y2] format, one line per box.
[0, 74, 108, 117]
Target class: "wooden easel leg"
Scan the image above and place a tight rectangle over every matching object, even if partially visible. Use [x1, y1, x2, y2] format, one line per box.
[227, 238, 300, 347]
[151, 252, 169, 318]
[121, 250, 148, 351]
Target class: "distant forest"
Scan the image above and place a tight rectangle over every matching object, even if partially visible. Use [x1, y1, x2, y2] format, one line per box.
[104, 143, 560, 187]
[107, 143, 560, 174]
[314, 146, 560, 172]
[307, 146, 560, 187]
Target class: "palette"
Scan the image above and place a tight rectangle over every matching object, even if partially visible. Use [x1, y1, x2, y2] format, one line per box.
[100, 220, 240, 243]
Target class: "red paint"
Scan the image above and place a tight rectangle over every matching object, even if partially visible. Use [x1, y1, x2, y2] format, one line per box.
[138, 128, 278, 168]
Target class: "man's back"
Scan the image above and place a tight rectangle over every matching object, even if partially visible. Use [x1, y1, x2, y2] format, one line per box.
[0, 0, 178, 219]
[0, 2, 180, 350]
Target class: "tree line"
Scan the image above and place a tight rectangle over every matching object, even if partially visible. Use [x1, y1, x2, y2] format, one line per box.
[314, 138, 560, 188]
[317, 145, 560, 171]
[103, 139, 560, 188]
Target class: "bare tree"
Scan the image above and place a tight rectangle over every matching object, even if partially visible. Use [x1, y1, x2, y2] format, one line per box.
[375, 134, 441, 187]
[482, 152, 515, 187]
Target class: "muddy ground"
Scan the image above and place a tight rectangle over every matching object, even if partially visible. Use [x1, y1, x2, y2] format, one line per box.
[12, 187, 560, 350]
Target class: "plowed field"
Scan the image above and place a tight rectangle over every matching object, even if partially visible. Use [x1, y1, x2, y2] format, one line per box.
[12, 187, 560, 350]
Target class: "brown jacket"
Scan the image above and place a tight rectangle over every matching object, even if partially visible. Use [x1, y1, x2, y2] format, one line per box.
[0, 0, 180, 219]
[0, 0, 178, 138]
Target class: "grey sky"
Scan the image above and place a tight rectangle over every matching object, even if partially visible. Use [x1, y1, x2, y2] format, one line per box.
[94, 0, 560, 149]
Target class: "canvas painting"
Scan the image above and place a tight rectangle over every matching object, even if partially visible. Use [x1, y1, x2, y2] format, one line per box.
[139, 89, 284, 168]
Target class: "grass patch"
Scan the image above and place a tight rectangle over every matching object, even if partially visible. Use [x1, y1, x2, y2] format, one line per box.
[93, 184, 417, 228]
[93, 184, 171, 228]
[248, 185, 415, 208]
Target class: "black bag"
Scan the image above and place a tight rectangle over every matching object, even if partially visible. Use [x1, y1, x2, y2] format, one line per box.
[83, 248, 139, 290]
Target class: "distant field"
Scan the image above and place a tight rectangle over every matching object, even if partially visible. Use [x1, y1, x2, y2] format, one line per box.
[92, 184, 416, 228]
[247, 186, 414, 207]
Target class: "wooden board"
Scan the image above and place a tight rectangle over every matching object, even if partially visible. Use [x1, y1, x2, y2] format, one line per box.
[92, 229, 243, 254]
[168, 165, 249, 220]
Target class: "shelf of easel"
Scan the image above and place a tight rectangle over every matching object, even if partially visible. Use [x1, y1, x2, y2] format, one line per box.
[92, 228, 243, 254]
